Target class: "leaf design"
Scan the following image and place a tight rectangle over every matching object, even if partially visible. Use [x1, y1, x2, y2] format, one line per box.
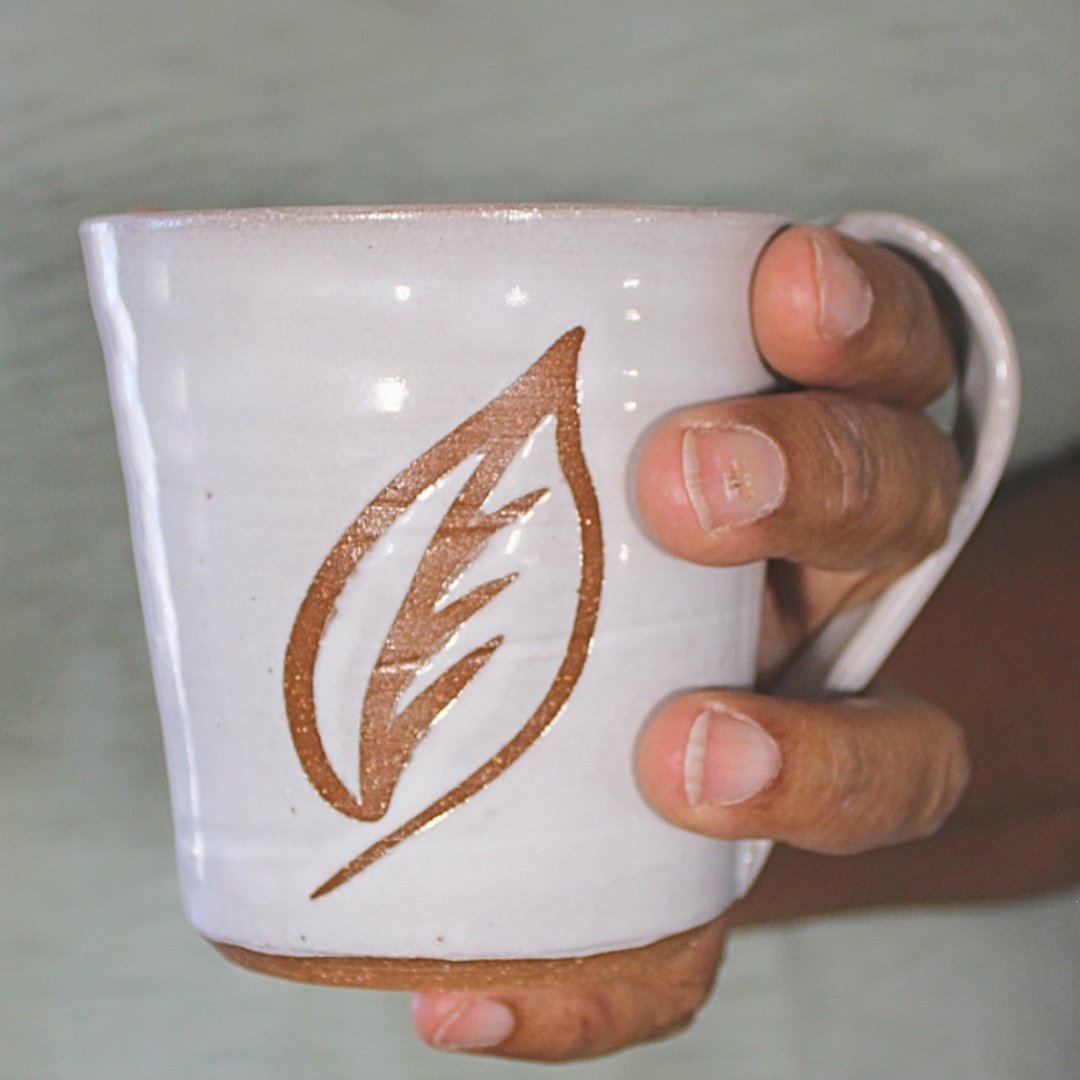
[283, 328, 604, 898]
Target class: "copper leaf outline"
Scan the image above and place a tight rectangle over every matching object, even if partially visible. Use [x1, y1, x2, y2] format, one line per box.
[283, 328, 604, 898]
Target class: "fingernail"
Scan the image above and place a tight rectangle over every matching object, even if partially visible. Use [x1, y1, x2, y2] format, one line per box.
[811, 231, 873, 340]
[682, 425, 787, 531]
[420, 995, 516, 1051]
[683, 706, 781, 808]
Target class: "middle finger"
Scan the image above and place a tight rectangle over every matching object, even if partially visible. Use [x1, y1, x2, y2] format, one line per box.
[635, 390, 961, 571]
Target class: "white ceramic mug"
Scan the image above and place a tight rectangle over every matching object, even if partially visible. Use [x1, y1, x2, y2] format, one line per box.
[80, 206, 1018, 989]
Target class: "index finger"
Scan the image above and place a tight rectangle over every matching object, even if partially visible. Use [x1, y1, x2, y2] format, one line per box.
[751, 225, 956, 406]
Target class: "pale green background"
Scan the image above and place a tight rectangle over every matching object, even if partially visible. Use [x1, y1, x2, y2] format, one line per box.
[2, 2, 1078, 1077]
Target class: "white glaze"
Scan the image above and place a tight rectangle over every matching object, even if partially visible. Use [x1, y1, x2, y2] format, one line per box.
[82, 207, 781, 960]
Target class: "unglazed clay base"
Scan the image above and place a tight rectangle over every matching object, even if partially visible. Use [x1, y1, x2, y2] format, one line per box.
[210, 916, 722, 991]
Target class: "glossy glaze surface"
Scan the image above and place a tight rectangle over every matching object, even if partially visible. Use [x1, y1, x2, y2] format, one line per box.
[82, 208, 782, 961]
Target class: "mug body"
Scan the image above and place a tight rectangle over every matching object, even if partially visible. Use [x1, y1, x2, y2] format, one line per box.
[82, 206, 785, 985]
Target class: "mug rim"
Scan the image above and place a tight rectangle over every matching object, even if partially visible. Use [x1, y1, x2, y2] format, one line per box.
[79, 203, 784, 235]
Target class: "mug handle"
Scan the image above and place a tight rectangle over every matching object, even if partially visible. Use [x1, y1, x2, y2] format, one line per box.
[734, 211, 1021, 895]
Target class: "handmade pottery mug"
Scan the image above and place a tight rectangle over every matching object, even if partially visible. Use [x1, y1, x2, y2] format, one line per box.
[80, 206, 1018, 989]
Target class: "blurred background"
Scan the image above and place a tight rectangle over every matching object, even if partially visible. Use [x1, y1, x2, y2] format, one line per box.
[2, 2, 1078, 1077]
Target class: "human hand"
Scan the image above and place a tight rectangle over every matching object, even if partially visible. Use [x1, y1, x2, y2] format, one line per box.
[410, 225, 972, 1061]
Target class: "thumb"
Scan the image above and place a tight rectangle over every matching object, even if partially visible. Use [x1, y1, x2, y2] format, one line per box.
[411, 917, 726, 1062]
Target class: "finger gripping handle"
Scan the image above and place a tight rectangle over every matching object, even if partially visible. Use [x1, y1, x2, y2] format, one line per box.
[733, 213, 1020, 897]
[776, 211, 1021, 697]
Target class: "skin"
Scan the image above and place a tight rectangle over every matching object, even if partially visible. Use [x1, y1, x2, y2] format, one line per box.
[410, 225, 1080, 1062]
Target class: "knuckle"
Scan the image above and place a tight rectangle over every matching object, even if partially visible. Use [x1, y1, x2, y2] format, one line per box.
[797, 393, 961, 565]
[551, 985, 687, 1061]
[793, 700, 971, 856]
[509, 990, 614, 1063]
[820, 726, 884, 848]
[631, 968, 714, 1045]
[835, 729, 878, 807]
[567, 989, 621, 1060]
[895, 263, 955, 403]
[811, 710, 929, 852]
[664, 966, 719, 1031]
[535, 985, 654, 1062]
[800, 395, 880, 532]
[908, 422, 962, 553]
[606, 957, 717, 1053]
[909, 711, 971, 838]
[891, 258, 924, 357]
[515, 924, 725, 1061]
[872, 249, 944, 380]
